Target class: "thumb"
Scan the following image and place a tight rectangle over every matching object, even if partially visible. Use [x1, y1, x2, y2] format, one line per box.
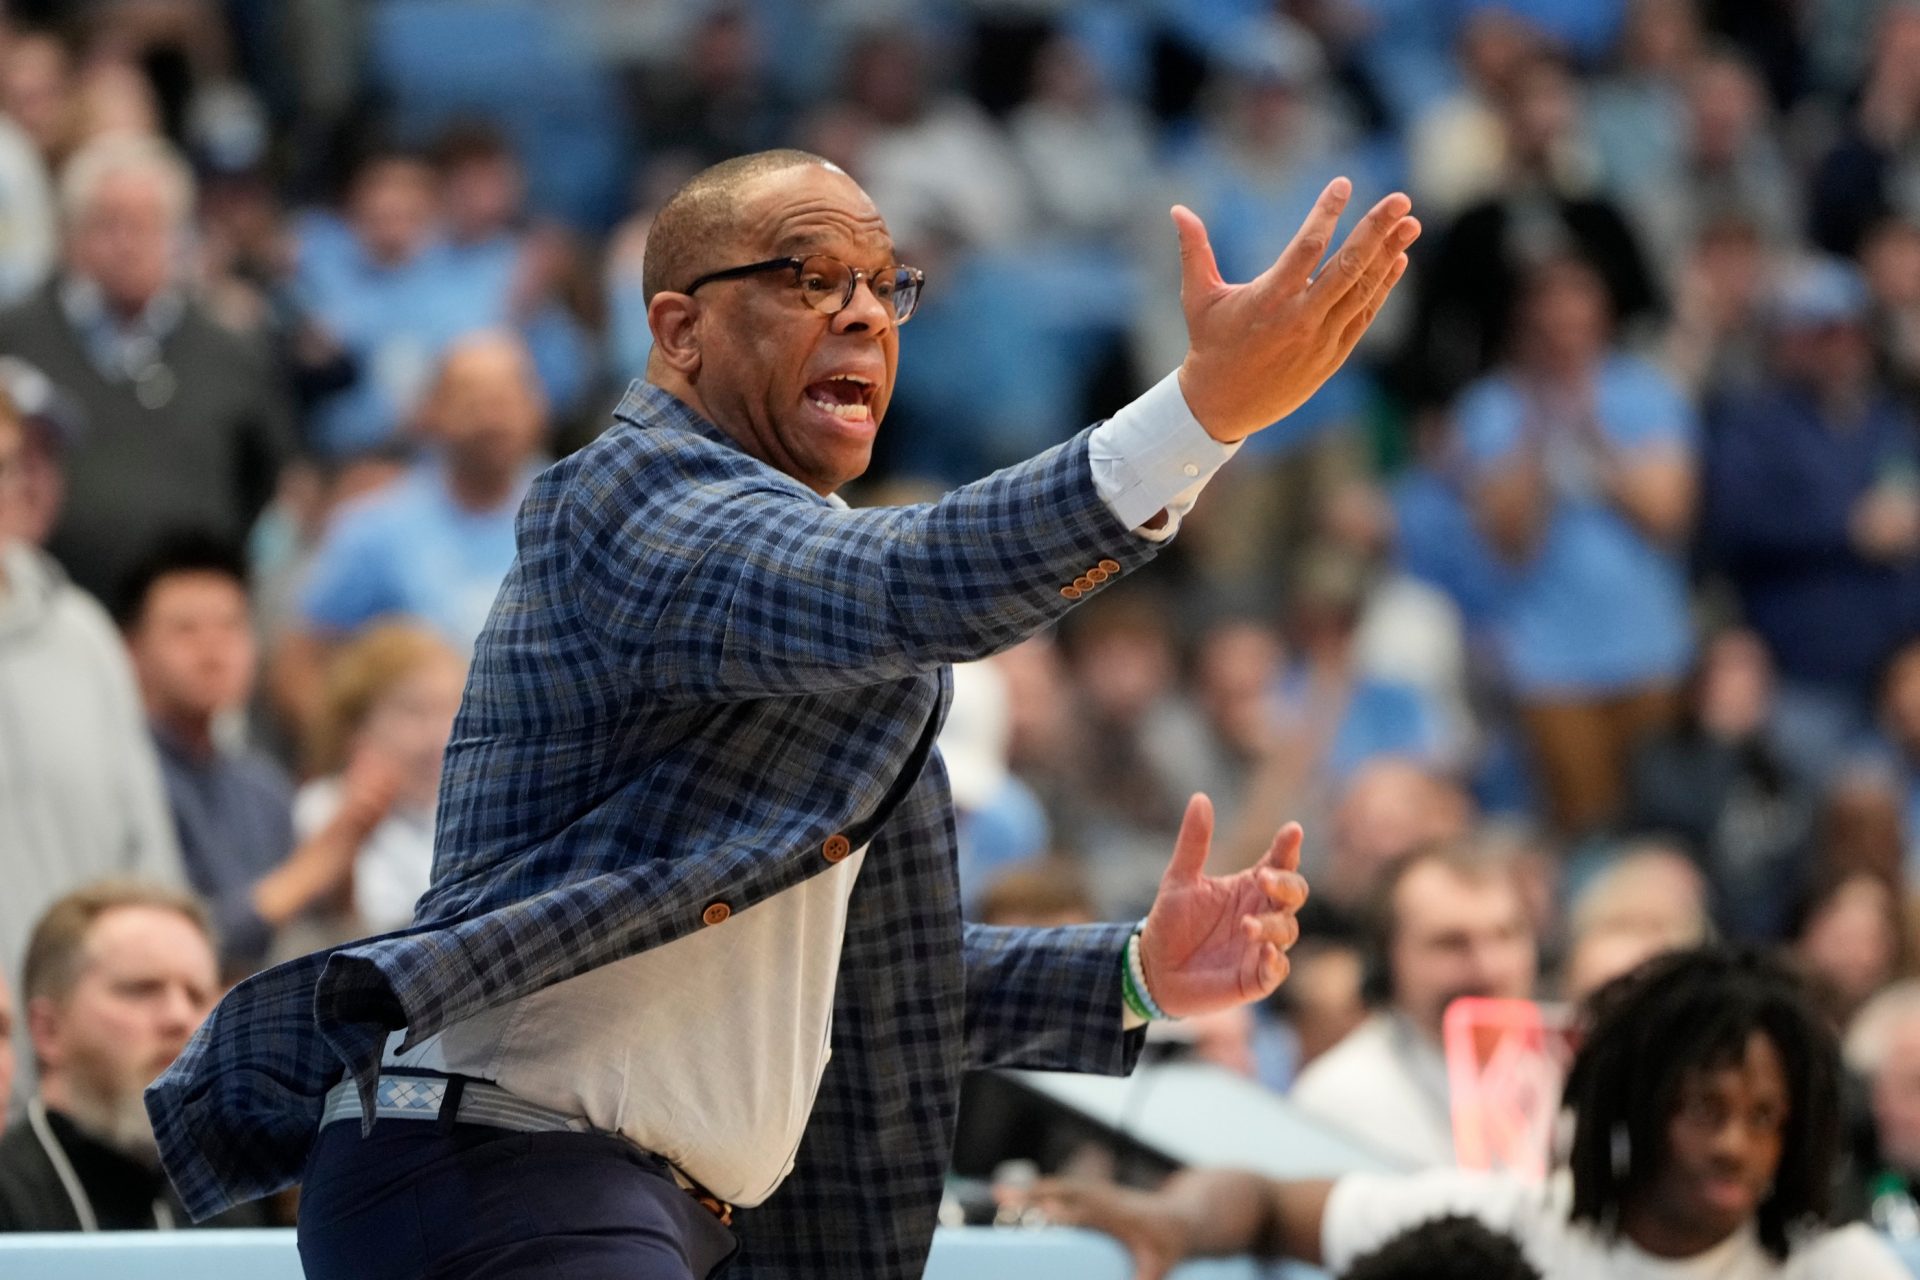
[1162, 793, 1214, 886]
[1170, 204, 1222, 307]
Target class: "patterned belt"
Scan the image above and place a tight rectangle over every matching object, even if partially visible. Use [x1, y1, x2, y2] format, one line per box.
[320, 1073, 734, 1226]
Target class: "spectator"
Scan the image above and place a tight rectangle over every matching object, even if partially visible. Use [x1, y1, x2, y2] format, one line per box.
[0, 356, 80, 547]
[1587, 0, 1704, 211]
[1340, 1214, 1541, 1280]
[1460, 254, 1697, 834]
[1561, 843, 1713, 1001]
[294, 148, 460, 456]
[0, 881, 266, 1231]
[119, 533, 398, 976]
[843, 28, 1032, 254]
[1290, 840, 1538, 1167]
[1051, 592, 1189, 908]
[0, 66, 54, 307]
[0, 390, 182, 1072]
[1008, 32, 1158, 247]
[1809, 3, 1920, 258]
[1037, 947, 1906, 1278]
[1862, 216, 1920, 403]
[1147, 616, 1286, 841]
[1662, 212, 1772, 400]
[1842, 980, 1920, 1242]
[0, 31, 73, 168]
[1624, 629, 1819, 940]
[432, 123, 594, 418]
[295, 623, 464, 935]
[1312, 760, 1476, 921]
[1400, 51, 1661, 406]
[0, 133, 293, 603]
[1791, 869, 1912, 1032]
[286, 330, 548, 709]
[630, 5, 783, 167]
[1703, 259, 1920, 772]
[1406, 11, 1546, 219]
[1604, 44, 1793, 275]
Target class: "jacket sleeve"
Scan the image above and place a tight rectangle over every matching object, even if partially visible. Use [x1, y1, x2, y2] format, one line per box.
[561, 428, 1160, 703]
[961, 921, 1147, 1075]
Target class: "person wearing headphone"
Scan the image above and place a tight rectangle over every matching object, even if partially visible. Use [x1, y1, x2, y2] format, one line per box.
[1291, 839, 1537, 1167]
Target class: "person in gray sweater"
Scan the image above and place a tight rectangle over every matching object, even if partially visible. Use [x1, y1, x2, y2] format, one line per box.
[0, 133, 290, 603]
[0, 398, 183, 1117]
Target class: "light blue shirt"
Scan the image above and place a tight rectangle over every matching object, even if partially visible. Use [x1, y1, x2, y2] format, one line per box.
[298, 461, 539, 651]
[1456, 354, 1696, 695]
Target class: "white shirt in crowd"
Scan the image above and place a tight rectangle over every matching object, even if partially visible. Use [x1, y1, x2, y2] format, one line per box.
[1324, 1168, 1907, 1279]
[294, 776, 434, 935]
[384, 373, 1238, 1206]
[1291, 1011, 1455, 1169]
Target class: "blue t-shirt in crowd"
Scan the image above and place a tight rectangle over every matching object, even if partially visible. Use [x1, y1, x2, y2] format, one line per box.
[1455, 354, 1697, 696]
[298, 461, 538, 651]
[1389, 463, 1512, 633]
[1276, 666, 1446, 784]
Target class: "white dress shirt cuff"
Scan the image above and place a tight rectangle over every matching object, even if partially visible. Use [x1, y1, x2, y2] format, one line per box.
[1088, 372, 1241, 540]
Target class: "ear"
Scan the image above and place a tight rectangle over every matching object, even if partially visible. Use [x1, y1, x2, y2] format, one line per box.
[26, 994, 65, 1073]
[647, 292, 704, 378]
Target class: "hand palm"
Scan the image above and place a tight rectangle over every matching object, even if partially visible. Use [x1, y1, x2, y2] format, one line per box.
[1139, 795, 1307, 1018]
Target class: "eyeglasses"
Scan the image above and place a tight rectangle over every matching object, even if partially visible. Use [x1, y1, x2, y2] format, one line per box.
[684, 254, 925, 325]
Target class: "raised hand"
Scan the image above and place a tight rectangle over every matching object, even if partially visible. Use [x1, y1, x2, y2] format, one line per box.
[1175, 180, 1420, 443]
[1138, 794, 1309, 1017]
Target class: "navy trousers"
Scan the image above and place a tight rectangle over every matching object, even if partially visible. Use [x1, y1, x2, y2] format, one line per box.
[296, 1120, 738, 1279]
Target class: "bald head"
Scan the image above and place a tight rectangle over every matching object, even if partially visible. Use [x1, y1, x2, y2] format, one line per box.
[421, 330, 546, 479]
[642, 149, 840, 302]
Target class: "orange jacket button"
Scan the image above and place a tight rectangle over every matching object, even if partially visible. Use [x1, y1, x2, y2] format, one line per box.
[701, 902, 732, 926]
[823, 833, 852, 862]
[1098, 559, 1121, 574]
[1073, 576, 1094, 592]
[1086, 567, 1110, 584]
[1059, 585, 1083, 600]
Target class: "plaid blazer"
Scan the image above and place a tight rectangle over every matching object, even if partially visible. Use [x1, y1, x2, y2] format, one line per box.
[148, 382, 1161, 1275]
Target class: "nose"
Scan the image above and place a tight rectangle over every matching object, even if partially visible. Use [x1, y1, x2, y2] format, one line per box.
[831, 272, 894, 335]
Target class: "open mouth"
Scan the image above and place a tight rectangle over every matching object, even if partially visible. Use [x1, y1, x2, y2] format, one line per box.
[805, 374, 875, 423]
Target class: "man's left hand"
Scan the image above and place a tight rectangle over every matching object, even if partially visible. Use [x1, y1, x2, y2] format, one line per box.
[1138, 794, 1308, 1018]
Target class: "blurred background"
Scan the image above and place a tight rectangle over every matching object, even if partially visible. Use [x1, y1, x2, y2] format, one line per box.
[1, 0, 1919, 1260]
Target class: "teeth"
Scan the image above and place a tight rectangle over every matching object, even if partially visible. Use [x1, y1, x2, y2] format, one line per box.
[810, 396, 871, 422]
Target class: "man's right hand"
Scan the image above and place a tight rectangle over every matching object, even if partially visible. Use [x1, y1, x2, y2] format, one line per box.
[1174, 180, 1419, 443]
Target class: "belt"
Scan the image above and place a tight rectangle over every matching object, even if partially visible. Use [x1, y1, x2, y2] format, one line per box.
[321, 1073, 734, 1226]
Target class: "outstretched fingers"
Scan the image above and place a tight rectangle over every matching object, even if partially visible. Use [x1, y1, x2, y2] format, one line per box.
[1335, 251, 1411, 354]
[1265, 177, 1353, 295]
[1305, 192, 1414, 312]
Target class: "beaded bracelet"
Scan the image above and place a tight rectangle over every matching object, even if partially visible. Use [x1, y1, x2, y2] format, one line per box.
[1122, 928, 1175, 1021]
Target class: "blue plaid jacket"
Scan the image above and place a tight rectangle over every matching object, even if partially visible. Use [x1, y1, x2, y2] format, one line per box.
[148, 382, 1161, 1275]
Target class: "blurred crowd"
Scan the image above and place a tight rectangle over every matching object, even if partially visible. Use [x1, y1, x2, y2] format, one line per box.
[0, 0, 1919, 1258]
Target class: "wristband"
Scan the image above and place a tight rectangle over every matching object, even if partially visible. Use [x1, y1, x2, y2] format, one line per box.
[1123, 928, 1175, 1021]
